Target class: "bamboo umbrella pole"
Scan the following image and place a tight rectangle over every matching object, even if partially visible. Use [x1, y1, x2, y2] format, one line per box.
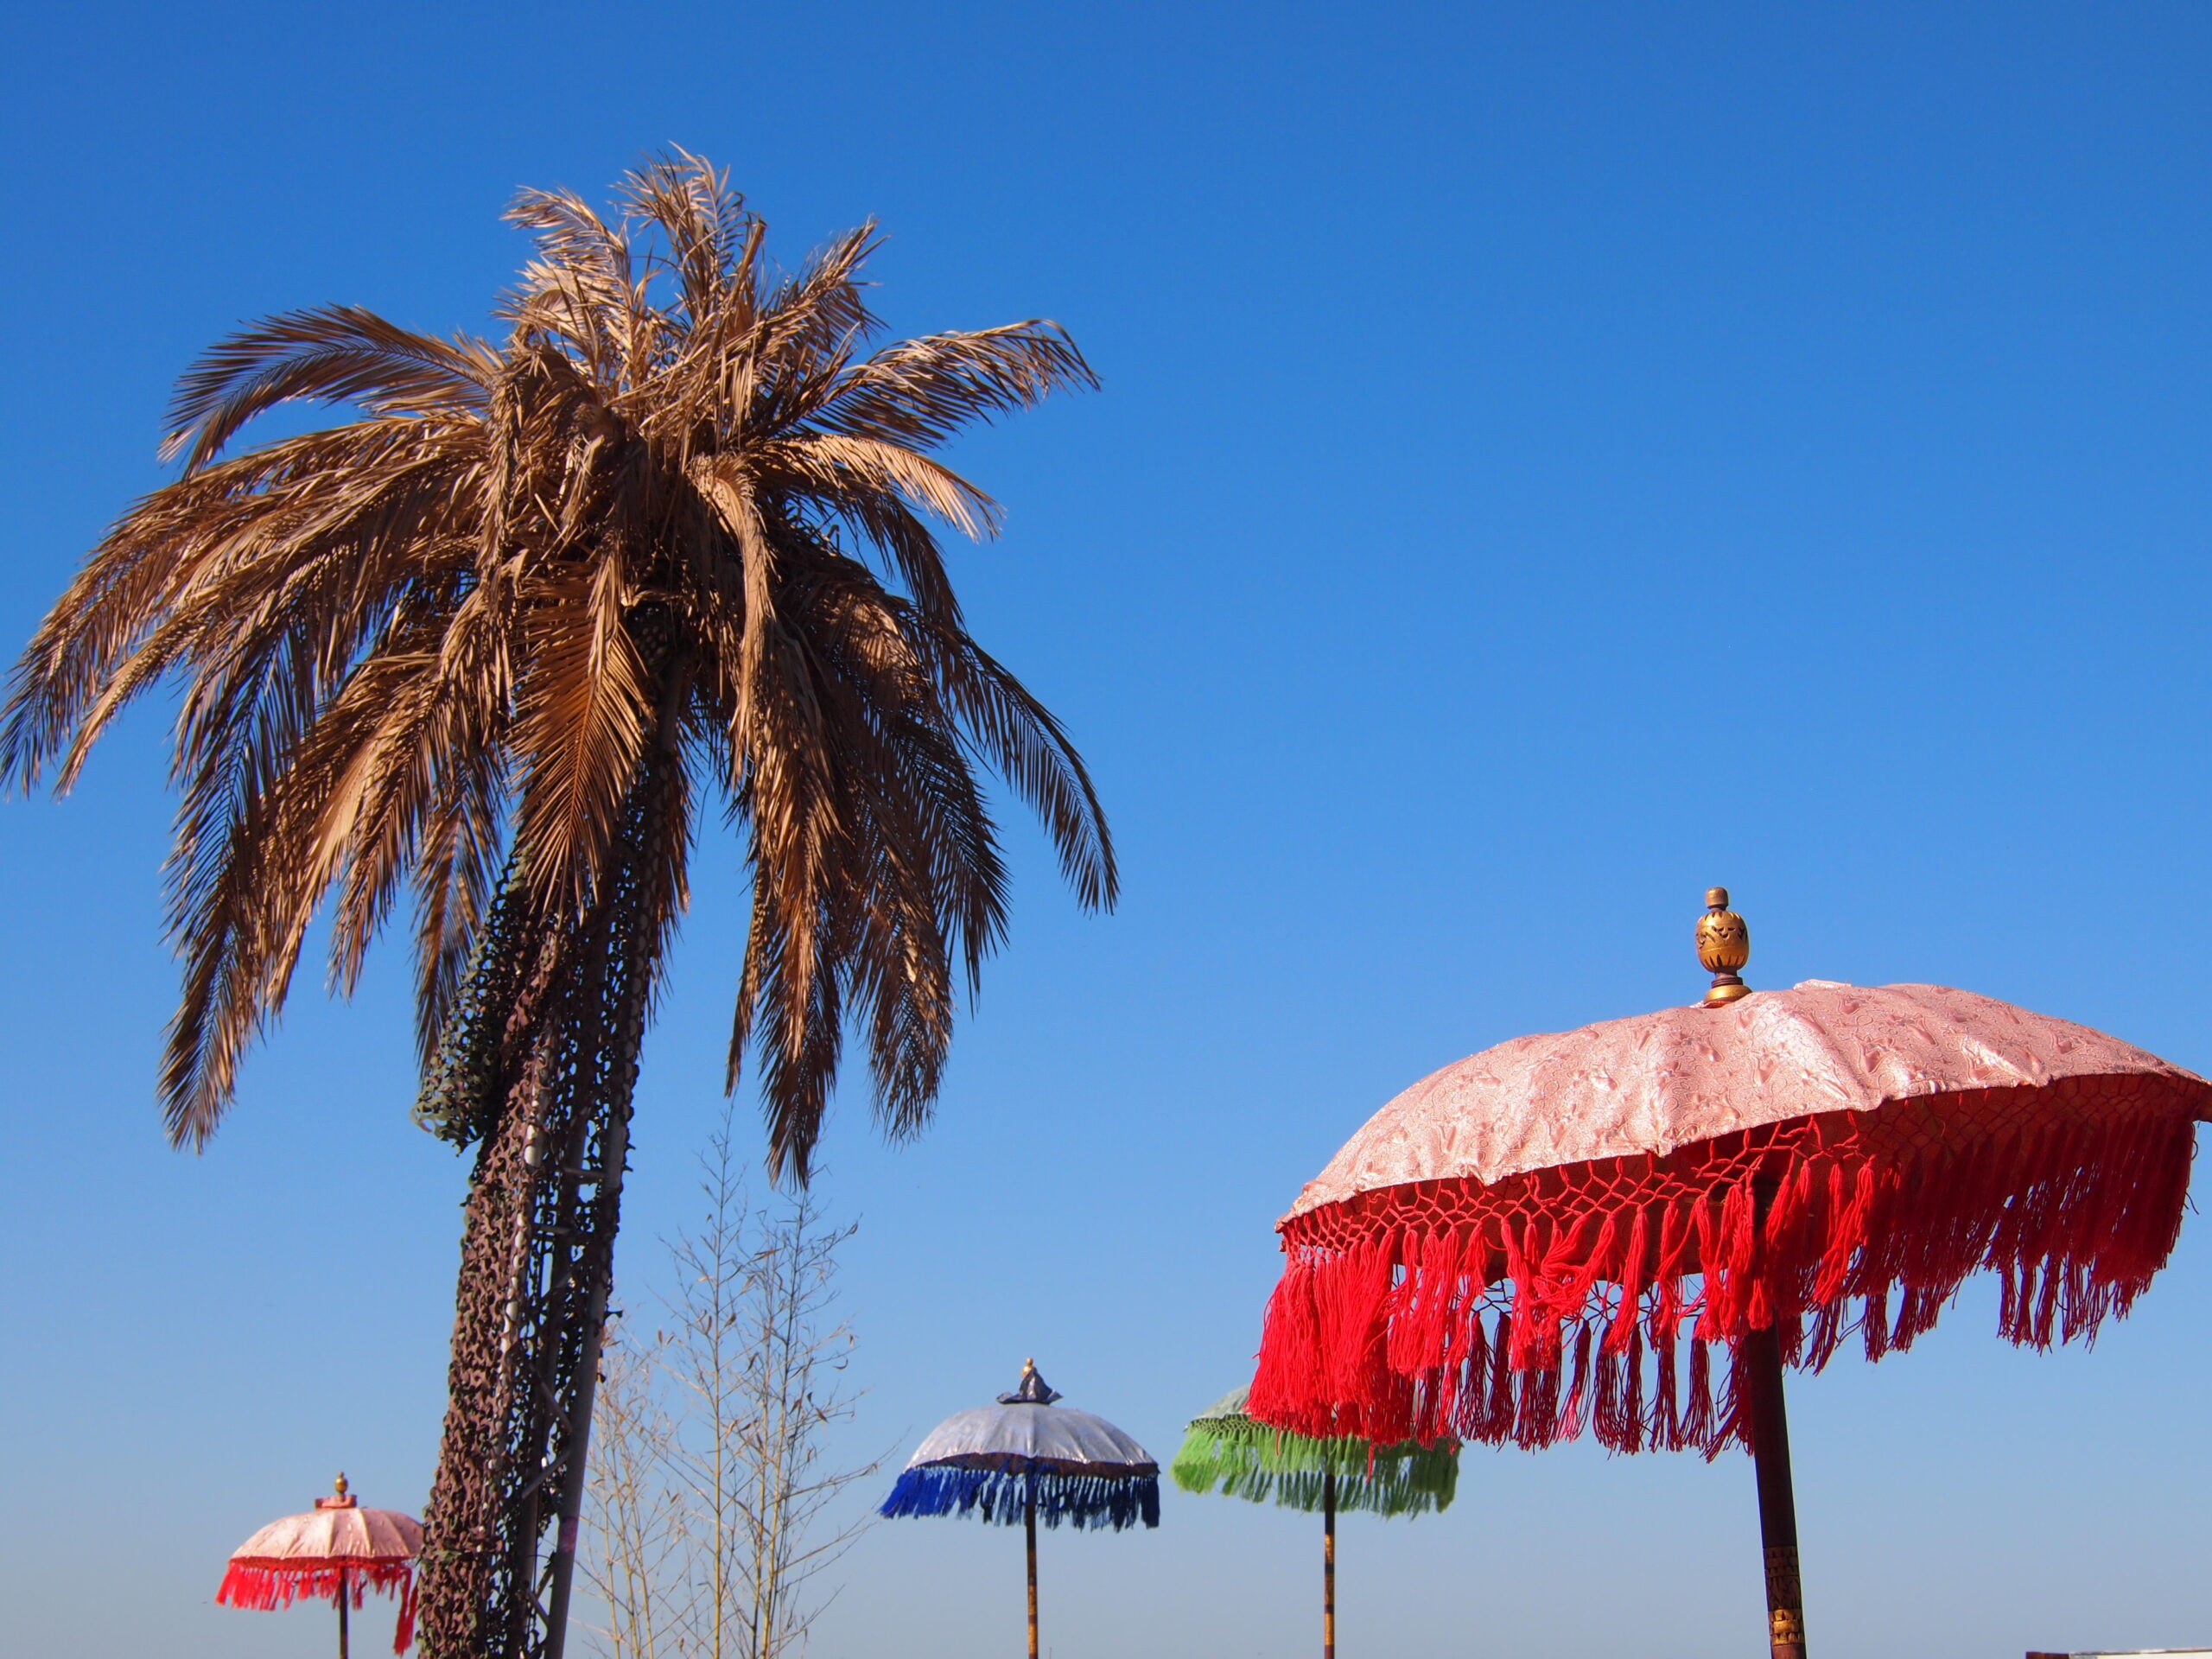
[1742, 1325, 1807, 1659]
[1025, 1477, 1039, 1659]
[1321, 1470, 1337, 1659]
[1742, 1170, 1808, 1659]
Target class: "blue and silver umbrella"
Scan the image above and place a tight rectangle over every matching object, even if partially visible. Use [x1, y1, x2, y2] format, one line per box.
[881, 1361, 1158, 1658]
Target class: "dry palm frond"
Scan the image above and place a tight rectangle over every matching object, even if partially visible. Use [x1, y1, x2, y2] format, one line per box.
[3, 150, 1113, 1178]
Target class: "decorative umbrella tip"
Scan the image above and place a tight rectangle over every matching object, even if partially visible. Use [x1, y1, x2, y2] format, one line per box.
[1697, 888, 1752, 1007]
[334, 1471, 348, 1497]
[1000, 1360, 1063, 1405]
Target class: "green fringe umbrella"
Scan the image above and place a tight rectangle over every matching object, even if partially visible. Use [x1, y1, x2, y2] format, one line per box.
[1171, 1385, 1457, 1658]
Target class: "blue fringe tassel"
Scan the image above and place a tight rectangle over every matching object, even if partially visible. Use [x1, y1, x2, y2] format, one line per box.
[879, 1463, 1160, 1531]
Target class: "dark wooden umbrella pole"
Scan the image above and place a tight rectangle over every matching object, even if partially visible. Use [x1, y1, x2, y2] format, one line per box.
[1321, 1471, 1337, 1659]
[1025, 1475, 1039, 1659]
[335, 1564, 349, 1659]
[1740, 1324, 1808, 1659]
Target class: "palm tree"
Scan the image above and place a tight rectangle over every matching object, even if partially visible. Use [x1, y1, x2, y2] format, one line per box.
[2, 155, 1114, 1659]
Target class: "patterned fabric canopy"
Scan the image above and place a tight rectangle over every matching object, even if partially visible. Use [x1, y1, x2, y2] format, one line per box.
[1171, 1385, 1457, 1516]
[217, 1478, 423, 1653]
[1249, 980, 2212, 1457]
[881, 1363, 1160, 1530]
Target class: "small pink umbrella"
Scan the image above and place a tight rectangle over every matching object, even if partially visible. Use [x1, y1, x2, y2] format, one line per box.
[217, 1474, 423, 1656]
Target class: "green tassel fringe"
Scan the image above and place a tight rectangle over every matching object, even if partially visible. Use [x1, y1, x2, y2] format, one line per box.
[1170, 1386, 1459, 1516]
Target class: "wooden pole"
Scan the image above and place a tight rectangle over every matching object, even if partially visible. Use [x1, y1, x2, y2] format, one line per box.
[336, 1565, 350, 1659]
[541, 1085, 633, 1659]
[1322, 1471, 1337, 1659]
[1741, 1325, 1808, 1659]
[1025, 1478, 1039, 1659]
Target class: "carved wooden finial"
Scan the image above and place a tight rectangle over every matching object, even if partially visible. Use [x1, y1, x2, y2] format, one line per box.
[1696, 887, 1751, 1007]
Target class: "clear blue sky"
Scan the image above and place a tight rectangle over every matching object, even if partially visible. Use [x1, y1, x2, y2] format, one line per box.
[3, 3, 2209, 1656]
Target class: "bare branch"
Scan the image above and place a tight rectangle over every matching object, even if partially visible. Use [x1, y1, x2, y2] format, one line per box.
[580, 1101, 880, 1659]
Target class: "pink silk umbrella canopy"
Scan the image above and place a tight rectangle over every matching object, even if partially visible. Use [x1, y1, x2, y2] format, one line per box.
[1248, 976, 2212, 1459]
[217, 1478, 423, 1654]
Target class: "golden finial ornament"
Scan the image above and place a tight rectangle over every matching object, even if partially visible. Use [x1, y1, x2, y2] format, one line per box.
[334, 1471, 349, 1498]
[1696, 887, 1751, 1007]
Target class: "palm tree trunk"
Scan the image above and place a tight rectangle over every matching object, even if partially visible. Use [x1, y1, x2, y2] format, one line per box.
[413, 902, 656, 1656]
[417, 638, 687, 1659]
[413, 1038, 550, 1657]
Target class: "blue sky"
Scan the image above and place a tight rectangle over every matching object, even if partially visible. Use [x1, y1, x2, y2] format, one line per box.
[3, 3, 2210, 1656]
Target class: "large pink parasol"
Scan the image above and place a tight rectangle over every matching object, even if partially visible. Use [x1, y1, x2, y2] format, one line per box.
[217, 1474, 423, 1656]
[1248, 891, 2211, 1658]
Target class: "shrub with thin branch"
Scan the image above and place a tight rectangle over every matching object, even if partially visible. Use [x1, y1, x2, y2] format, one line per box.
[583, 1106, 878, 1659]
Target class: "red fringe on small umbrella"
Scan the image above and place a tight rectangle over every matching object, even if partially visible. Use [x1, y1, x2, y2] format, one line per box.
[218, 1558, 417, 1653]
[1249, 1076, 2199, 1458]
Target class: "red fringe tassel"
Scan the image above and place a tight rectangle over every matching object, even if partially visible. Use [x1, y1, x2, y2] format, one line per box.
[1248, 1080, 2200, 1458]
[218, 1559, 417, 1653]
